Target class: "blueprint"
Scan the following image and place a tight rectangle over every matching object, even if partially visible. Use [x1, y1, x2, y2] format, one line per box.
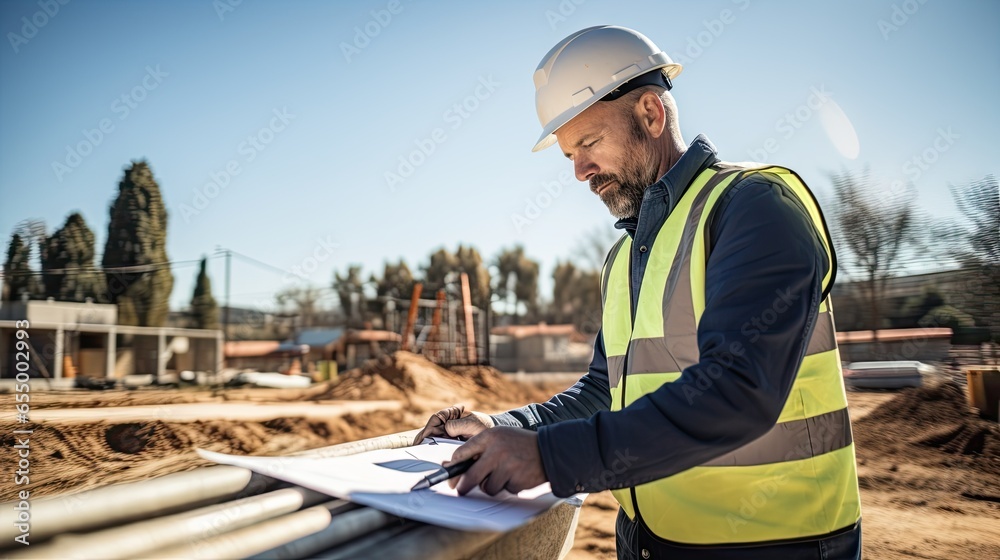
[197, 438, 566, 532]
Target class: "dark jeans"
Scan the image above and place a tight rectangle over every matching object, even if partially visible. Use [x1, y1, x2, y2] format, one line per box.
[615, 509, 862, 559]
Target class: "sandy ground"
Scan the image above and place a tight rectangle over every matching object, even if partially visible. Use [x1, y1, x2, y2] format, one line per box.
[0, 353, 558, 501]
[564, 391, 898, 560]
[850, 382, 1000, 559]
[1, 355, 997, 559]
[1, 400, 401, 423]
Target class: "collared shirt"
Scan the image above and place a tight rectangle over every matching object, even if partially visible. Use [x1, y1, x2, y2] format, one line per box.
[492, 134, 831, 509]
[612, 134, 722, 319]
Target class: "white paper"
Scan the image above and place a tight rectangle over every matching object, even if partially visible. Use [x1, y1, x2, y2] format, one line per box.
[196, 438, 564, 532]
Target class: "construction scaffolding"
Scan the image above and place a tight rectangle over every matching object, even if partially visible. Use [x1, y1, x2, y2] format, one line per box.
[378, 279, 489, 367]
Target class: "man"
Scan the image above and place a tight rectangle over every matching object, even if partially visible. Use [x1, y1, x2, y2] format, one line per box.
[415, 26, 862, 559]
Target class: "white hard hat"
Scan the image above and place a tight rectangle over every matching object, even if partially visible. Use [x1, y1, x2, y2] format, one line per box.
[531, 25, 682, 152]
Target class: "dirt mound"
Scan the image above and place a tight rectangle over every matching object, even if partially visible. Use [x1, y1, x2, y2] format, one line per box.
[301, 351, 544, 411]
[852, 380, 1000, 520]
[855, 381, 1000, 471]
[0, 408, 419, 502]
[450, 364, 535, 400]
[21, 388, 214, 409]
[300, 369, 406, 402]
[0, 352, 562, 503]
[916, 422, 992, 456]
[18, 386, 327, 410]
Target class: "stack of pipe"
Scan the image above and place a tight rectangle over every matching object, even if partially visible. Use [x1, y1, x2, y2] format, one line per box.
[0, 430, 580, 559]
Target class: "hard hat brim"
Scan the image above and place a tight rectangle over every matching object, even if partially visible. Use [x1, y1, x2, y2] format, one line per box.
[531, 63, 682, 152]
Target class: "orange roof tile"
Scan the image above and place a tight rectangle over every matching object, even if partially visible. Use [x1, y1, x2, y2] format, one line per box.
[836, 328, 952, 344]
[491, 323, 577, 339]
[224, 340, 281, 358]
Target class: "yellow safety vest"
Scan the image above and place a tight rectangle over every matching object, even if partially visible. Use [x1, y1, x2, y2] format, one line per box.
[600, 163, 861, 546]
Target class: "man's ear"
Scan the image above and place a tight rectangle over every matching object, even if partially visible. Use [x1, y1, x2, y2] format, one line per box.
[636, 91, 667, 139]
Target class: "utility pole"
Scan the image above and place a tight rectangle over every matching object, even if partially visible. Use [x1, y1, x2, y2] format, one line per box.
[460, 272, 477, 364]
[215, 247, 232, 341]
[224, 249, 231, 341]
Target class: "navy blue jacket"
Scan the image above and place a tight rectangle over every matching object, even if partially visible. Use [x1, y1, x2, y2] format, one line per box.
[492, 135, 831, 499]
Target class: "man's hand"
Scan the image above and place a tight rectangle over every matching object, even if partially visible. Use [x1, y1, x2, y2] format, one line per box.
[413, 405, 495, 445]
[444, 426, 547, 496]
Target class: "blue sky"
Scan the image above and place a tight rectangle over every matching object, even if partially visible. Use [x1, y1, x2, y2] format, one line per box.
[1, 0, 997, 311]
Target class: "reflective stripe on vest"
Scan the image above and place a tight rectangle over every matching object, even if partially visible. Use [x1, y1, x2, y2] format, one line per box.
[600, 164, 861, 546]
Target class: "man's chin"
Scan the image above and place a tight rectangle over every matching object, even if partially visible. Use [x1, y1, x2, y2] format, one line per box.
[600, 192, 641, 220]
[601, 198, 631, 220]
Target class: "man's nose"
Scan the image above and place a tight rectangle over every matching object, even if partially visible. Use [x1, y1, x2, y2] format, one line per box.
[574, 157, 598, 182]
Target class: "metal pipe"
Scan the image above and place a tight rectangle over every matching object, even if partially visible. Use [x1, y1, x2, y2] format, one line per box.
[248, 506, 396, 559]
[402, 283, 423, 351]
[317, 524, 417, 559]
[292, 429, 420, 458]
[361, 524, 502, 560]
[321, 500, 580, 560]
[8, 487, 331, 560]
[1, 430, 581, 560]
[427, 289, 445, 362]
[0, 465, 271, 543]
[460, 272, 477, 363]
[144, 500, 345, 559]
[224, 248, 231, 341]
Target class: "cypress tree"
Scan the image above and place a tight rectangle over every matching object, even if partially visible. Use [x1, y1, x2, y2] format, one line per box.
[189, 256, 219, 329]
[102, 160, 173, 326]
[2, 233, 38, 302]
[42, 212, 106, 302]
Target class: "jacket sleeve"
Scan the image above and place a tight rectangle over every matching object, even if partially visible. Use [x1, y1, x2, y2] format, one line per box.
[490, 330, 612, 430]
[536, 178, 831, 497]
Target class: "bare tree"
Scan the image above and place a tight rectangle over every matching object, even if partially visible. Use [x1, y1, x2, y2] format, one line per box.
[14, 218, 47, 265]
[940, 175, 1000, 339]
[421, 245, 491, 310]
[493, 245, 540, 323]
[332, 265, 368, 327]
[372, 259, 415, 300]
[572, 225, 621, 272]
[550, 260, 602, 334]
[829, 170, 921, 333]
[276, 285, 324, 329]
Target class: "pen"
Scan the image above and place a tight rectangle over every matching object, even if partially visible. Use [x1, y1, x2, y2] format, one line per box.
[410, 458, 475, 491]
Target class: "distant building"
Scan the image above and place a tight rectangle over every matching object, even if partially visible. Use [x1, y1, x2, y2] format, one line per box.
[224, 327, 402, 373]
[831, 268, 986, 331]
[835, 328, 953, 363]
[169, 305, 298, 340]
[490, 323, 595, 373]
[0, 300, 222, 385]
[223, 340, 308, 374]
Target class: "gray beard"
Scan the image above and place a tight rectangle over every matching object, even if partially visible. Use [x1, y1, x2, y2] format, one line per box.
[590, 117, 659, 219]
[599, 181, 646, 219]
[591, 155, 658, 219]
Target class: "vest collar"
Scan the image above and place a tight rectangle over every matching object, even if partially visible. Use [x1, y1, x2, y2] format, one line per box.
[614, 134, 720, 236]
